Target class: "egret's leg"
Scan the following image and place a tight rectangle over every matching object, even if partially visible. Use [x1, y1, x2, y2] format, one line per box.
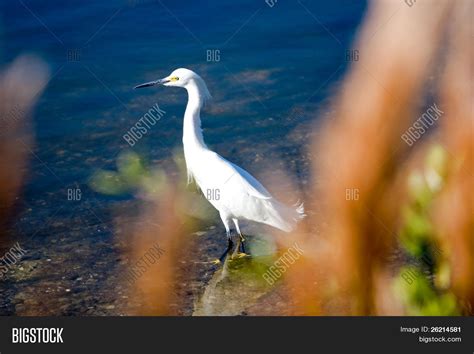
[217, 216, 233, 263]
[232, 218, 248, 258]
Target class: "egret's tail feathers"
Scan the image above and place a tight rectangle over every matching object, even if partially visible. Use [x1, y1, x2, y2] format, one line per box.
[294, 200, 306, 218]
[261, 199, 306, 233]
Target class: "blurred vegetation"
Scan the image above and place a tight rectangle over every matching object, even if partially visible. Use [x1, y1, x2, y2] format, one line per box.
[286, 0, 472, 316]
[89, 150, 167, 197]
[395, 145, 460, 316]
[0, 56, 48, 244]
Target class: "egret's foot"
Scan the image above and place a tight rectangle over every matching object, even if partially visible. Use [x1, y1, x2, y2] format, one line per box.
[232, 252, 249, 259]
[210, 259, 221, 265]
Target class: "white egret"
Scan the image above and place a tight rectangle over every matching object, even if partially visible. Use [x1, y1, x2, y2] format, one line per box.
[134, 68, 305, 262]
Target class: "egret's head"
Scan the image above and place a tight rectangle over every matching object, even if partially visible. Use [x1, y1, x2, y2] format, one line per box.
[134, 68, 211, 102]
[161, 68, 196, 87]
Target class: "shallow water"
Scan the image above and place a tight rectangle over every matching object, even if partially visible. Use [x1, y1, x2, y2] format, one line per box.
[0, 0, 367, 315]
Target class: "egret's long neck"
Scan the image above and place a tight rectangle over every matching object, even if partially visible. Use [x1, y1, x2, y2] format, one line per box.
[183, 81, 207, 151]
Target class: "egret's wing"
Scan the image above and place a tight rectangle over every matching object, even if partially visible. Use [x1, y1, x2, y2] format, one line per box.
[227, 161, 272, 200]
[201, 152, 270, 202]
[197, 151, 273, 200]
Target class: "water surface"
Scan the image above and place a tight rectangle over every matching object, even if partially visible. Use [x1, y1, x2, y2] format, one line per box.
[0, 0, 366, 315]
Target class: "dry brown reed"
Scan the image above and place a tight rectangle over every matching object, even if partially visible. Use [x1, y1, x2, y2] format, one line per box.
[0, 56, 48, 245]
[433, 0, 473, 315]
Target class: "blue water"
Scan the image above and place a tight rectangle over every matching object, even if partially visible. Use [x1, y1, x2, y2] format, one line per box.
[1, 0, 366, 237]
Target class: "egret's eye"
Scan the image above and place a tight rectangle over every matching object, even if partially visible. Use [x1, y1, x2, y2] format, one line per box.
[170, 76, 179, 82]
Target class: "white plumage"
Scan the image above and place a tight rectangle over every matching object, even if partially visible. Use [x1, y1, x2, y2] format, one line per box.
[135, 68, 305, 259]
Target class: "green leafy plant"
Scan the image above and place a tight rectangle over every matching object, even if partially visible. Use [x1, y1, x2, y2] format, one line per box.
[89, 150, 166, 197]
[395, 145, 459, 315]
